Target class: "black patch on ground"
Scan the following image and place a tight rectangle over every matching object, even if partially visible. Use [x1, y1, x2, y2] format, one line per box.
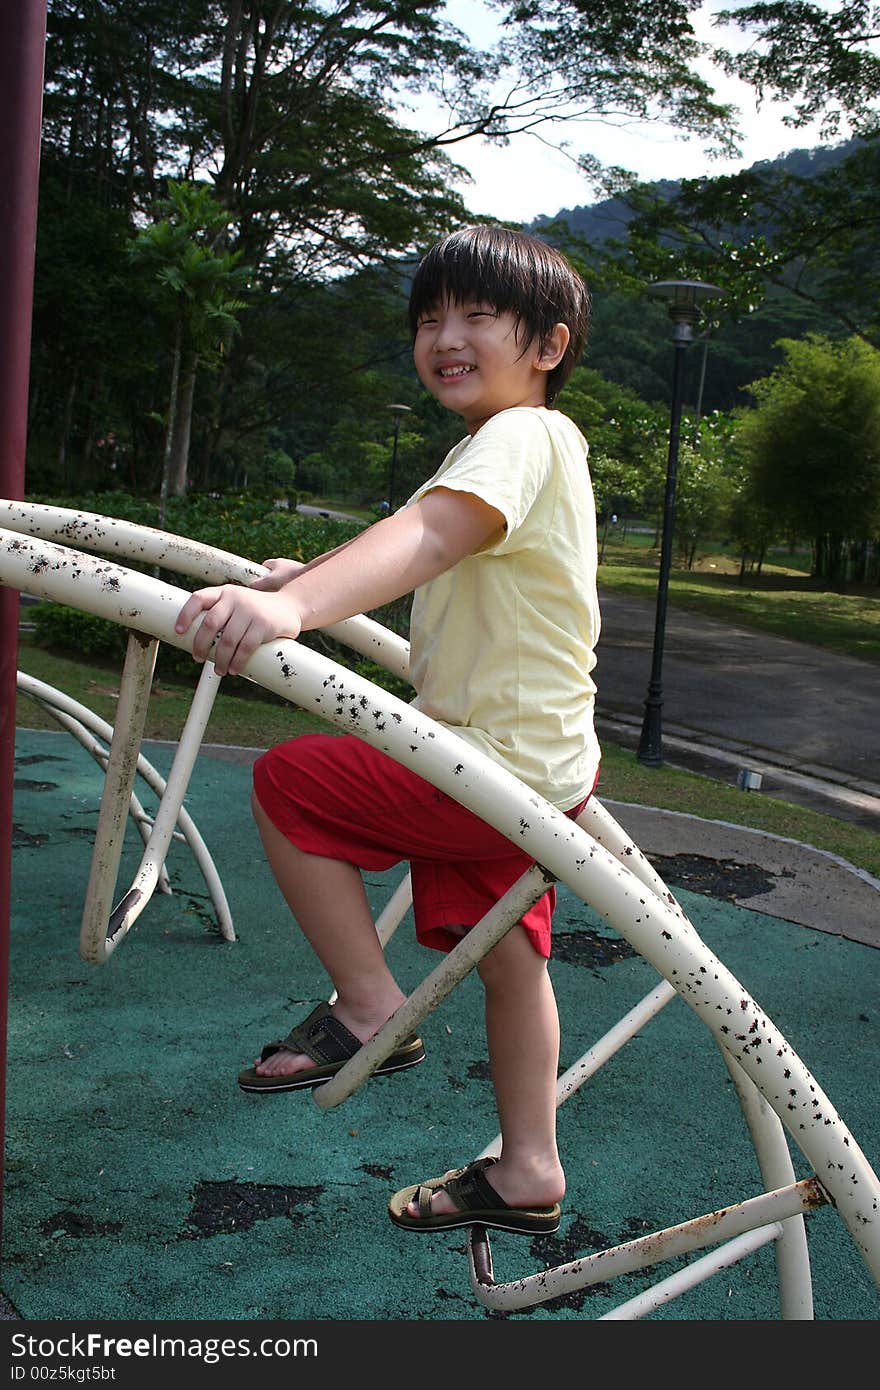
[184, 1180, 323, 1236]
[531, 1214, 609, 1265]
[15, 754, 65, 768]
[11, 823, 48, 849]
[647, 853, 777, 902]
[40, 1210, 123, 1238]
[62, 827, 97, 839]
[13, 779, 59, 792]
[360, 1162, 394, 1180]
[552, 929, 636, 967]
[465, 1059, 491, 1081]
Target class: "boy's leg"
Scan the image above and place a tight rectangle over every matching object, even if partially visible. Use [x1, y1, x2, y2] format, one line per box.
[251, 792, 408, 1079]
[408, 923, 565, 1217]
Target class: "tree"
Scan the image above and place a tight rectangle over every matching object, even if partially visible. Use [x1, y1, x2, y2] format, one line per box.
[30, 1, 765, 492]
[737, 335, 880, 583]
[570, 3, 880, 344]
[128, 180, 249, 506]
[673, 429, 739, 568]
[712, 1, 880, 141]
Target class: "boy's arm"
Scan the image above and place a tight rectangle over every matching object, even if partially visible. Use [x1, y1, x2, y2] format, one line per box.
[175, 487, 503, 676]
[250, 535, 362, 591]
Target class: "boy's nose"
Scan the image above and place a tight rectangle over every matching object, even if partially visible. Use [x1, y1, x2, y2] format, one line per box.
[433, 313, 466, 350]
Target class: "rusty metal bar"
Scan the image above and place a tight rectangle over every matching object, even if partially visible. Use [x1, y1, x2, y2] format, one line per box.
[80, 632, 158, 963]
[467, 1177, 828, 1311]
[597, 1224, 785, 1320]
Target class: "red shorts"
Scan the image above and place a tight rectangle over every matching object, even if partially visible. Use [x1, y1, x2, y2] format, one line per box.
[252, 733, 593, 959]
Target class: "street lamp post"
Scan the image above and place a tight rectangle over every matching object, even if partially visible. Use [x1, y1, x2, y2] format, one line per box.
[386, 403, 412, 512]
[636, 280, 721, 768]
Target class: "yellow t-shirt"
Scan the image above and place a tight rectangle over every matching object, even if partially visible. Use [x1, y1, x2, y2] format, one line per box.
[404, 406, 601, 810]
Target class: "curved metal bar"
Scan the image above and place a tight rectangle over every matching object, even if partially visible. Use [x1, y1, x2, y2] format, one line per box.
[1, 499, 411, 680]
[4, 522, 880, 1313]
[721, 1048, 815, 1319]
[14, 671, 235, 944]
[467, 1179, 828, 1312]
[16, 681, 173, 894]
[3, 526, 878, 1290]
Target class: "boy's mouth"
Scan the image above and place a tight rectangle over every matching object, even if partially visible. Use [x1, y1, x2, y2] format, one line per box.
[438, 365, 476, 379]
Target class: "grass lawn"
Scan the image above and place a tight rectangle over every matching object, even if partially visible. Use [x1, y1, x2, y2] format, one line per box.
[15, 632, 880, 881]
[597, 535, 880, 663]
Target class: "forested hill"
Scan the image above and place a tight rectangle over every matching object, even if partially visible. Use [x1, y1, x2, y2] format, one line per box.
[528, 139, 870, 414]
[534, 139, 858, 250]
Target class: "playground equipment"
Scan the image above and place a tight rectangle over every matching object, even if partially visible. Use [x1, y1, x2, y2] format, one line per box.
[2, 498, 878, 1319]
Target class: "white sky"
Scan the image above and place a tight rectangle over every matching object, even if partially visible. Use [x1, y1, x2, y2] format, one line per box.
[407, 0, 857, 223]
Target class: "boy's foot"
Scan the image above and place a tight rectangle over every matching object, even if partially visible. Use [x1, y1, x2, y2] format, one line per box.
[388, 1157, 563, 1236]
[238, 1001, 425, 1093]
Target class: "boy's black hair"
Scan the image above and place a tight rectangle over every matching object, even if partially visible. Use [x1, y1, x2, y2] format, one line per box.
[408, 224, 591, 405]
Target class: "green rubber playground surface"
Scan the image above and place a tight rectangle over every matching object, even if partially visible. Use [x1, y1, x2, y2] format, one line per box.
[3, 728, 879, 1324]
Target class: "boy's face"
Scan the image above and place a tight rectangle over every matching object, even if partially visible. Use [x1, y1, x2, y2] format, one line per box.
[413, 299, 565, 435]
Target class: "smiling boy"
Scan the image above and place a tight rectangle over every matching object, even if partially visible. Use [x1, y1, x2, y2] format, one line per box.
[175, 224, 600, 1235]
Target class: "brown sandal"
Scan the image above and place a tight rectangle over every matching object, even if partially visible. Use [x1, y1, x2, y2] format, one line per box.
[388, 1157, 561, 1235]
[238, 1001, 426, 1093]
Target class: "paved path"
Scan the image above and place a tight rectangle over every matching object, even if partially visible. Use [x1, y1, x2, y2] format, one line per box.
[594, 593, 880, 829]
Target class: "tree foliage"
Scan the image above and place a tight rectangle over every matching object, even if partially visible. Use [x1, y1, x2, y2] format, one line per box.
[570, 3, 880, 345]
[712, 0, 880, 139]
[25, 0, 880, 609]
[737, 335, 880, 582]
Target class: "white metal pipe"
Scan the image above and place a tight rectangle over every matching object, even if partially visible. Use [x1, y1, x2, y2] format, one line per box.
[15, 671, 234, 940]
[316, 864, 554, 1108]
[104, 660, 223, 945]
[555, 980, 679, 1104]
[3, 527, 878, 1286]
[722, 1048, 815, 1319]
[79, 632, 157, 963]
[578, 796, 685, 913]
[1, 498, 411, 680]
[597, 1224, 784, 1320]
[374, 870, 413, 949]
[468, 1178, 827, 1311]
[476, 980, 678, 1161]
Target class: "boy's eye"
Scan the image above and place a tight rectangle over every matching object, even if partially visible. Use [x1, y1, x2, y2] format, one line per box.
[417, 315, 438, 327]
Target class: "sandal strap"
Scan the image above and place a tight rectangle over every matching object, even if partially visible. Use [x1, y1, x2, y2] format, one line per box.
[440, 1158, 505, 1215]
[260, 1002, 361, 1067]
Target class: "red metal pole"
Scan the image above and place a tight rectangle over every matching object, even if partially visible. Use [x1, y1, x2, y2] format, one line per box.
[0, 2, 48, 1244]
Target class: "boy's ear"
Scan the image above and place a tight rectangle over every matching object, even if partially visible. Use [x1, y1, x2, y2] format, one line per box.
[536, 322, 570, 372]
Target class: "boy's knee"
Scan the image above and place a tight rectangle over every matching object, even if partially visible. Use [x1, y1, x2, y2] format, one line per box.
[477, 925, 544, 987]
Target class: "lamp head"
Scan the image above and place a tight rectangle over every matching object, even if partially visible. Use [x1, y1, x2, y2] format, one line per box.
[648, 280, 721, 339]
